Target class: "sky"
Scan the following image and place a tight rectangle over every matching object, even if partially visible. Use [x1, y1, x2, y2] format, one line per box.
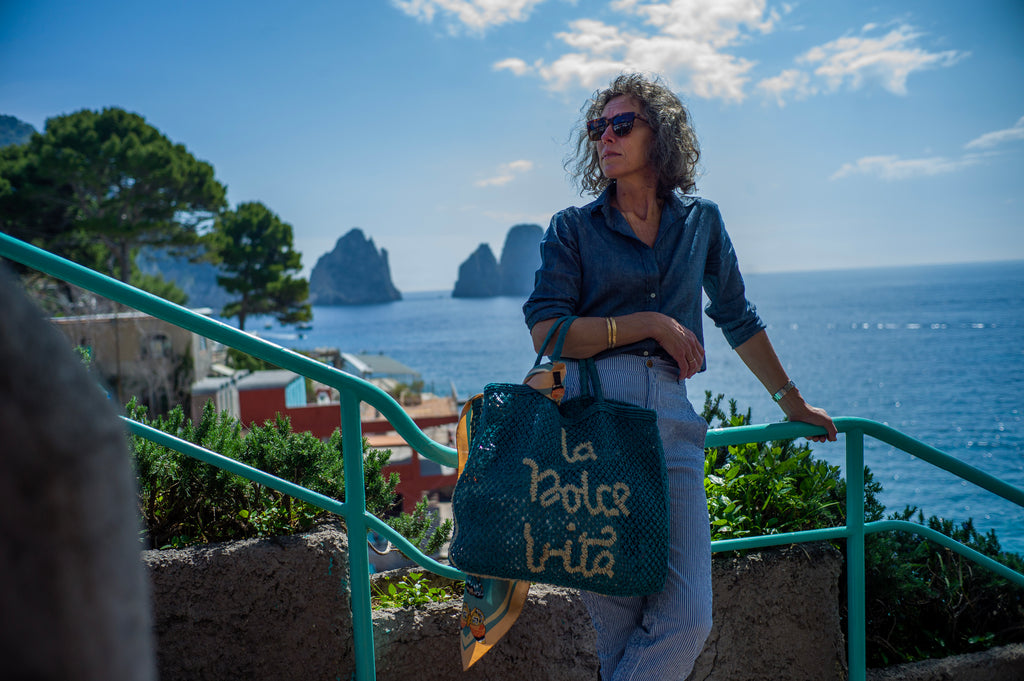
[1, 0, 1022, 292]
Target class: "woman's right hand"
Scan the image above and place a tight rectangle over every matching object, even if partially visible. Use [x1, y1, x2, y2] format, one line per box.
[643, 311, 705, 380]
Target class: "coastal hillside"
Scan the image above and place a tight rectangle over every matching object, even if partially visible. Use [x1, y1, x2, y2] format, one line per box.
[0, 114, 36, 147]
[134, 247, 233, 310]
[452, 223, 543, 298]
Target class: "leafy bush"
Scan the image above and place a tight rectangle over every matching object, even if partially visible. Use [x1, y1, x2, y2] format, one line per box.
[700, 391, 1024, 667]
[864, 508, 1024, 666]
[385, 496, 453, 560]
[128, 398, 450, 553]
[225, 346, 279, 373]
[701, 393, 845, 541]
[372, 571, 459, 610]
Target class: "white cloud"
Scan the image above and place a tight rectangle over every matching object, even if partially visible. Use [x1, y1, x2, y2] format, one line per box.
[756, 23, 968, 106]
[405, 2, 966, 106]
[475, 159, 535, 187]
[496, 0, 774, 102]
[493, 57, 533, 76]
[391, 0, 547, 32]
[624, 0, 776, 47]
[505, 160, 534, 172]
[755, 68, 814, 106]
[555, 18, 632, 55]
[798, 24, 967, 96]
[964, 116, 1024, 150]
[830, 154, 980, 181]
[832, 117, 1022, 182]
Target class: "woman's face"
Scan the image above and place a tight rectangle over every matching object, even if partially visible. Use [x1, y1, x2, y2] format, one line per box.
[595, 95, 654, 185]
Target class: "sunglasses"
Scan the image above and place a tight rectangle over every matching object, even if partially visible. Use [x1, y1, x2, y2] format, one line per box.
[586, 112, 649, 141]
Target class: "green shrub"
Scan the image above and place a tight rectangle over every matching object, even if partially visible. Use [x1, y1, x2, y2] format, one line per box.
[372, 571, 460, 610]
[864, 508, 1024, 666]
[385, 496, 453, 560]
[128, 398, 450, 553]
[225, 346, 279, 373]
[702, 394, 845, 541]
[700, 390, 1024, 667]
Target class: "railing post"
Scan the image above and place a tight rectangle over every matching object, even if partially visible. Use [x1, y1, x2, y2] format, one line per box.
[846, 428, 866, 681]
[341, 392, 376, 681]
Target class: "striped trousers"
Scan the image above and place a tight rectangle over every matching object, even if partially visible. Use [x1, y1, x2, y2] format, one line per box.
[563, 355, 713, 681]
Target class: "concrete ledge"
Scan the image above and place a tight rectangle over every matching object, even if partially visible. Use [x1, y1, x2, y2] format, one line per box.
[692, 542, 846, 681]
[144, 524, 353, 680]
[145, 523, 849, 680]
[373, 581, 599, 681]
[866, 643, 1024, 681]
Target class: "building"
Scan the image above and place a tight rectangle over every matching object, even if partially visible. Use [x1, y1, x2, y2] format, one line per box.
[225, 365, 460, 514]
[190, 364, 245, 422]
[340, 352, 421, 387]
[50, 309, 218, 414]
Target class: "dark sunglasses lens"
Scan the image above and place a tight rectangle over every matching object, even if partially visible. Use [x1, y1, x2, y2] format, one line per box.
[588, 112, 639, 140]
[587, 118, 607, 141]
[611, 113, 636, 137]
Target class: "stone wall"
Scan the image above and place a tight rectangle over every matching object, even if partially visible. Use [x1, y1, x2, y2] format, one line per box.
[866, 644, 1024, 681]
[144, 523, 846, 681]
[144, 525, 354, 681]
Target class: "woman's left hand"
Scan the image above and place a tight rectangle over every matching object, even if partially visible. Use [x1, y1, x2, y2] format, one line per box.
[778, 393, 838, 442]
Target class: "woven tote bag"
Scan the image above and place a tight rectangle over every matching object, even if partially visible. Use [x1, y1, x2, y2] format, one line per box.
[450, 317, 670, 597]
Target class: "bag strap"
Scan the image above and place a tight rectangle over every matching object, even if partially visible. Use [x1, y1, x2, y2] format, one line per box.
[578, 358, 605, 402]
[533, 315, 576, 366]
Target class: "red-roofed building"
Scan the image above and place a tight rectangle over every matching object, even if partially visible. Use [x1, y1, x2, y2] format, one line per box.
[227, 365, 460, 513]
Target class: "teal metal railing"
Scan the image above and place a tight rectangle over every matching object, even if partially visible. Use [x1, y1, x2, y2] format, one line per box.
[2, 231, 1022, 681]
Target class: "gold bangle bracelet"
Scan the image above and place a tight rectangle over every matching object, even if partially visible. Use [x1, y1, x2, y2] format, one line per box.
[606, 317, 613, 349]
[610, 317, 617, 349]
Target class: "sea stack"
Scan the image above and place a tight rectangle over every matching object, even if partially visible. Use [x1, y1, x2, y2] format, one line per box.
[309, 228, 402, 305]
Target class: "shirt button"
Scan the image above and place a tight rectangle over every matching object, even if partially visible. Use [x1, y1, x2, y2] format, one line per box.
[642, 350, 650, 356]
[649, 292, 656, 299]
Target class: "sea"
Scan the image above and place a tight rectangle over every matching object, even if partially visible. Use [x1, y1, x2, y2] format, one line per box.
[242, 260, 1024, 555]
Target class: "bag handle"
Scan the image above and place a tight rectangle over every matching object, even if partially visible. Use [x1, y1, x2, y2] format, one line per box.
[533, 315, 577, 366]
[534, 317, 605, 401]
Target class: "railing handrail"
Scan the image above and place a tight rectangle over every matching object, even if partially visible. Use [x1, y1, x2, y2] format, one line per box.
[3, 231, 1022, 681]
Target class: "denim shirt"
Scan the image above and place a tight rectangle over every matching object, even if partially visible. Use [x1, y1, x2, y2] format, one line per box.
[523, 188, 765, 370]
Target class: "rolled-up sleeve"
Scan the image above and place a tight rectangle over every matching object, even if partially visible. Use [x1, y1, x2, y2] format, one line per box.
[523, 210, 582, 330]
[700, 203, 765, 348]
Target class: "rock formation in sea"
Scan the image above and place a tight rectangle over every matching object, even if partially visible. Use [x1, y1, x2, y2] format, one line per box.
[451, 244, 501, 298]
[452, 223, 543, 298]
[308, 228, 402, 305]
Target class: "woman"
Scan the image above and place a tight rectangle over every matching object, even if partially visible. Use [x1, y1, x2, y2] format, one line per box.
[523, 73, 837, 680]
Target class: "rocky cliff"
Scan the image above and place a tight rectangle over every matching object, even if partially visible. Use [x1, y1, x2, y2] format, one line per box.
[135, 247, 232, 310]
[0, 114, 36, 147]
[309, 228, 401, 305]
[452, 223, 543, 298]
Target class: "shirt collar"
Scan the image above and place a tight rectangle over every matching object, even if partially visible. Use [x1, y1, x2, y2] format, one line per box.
[587, 187, 696, 233]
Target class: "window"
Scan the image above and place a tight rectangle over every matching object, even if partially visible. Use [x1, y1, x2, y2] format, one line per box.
[140, 333, 173, 359]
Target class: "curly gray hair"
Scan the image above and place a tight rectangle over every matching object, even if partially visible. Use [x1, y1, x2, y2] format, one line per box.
[566, 73, 701, 198]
